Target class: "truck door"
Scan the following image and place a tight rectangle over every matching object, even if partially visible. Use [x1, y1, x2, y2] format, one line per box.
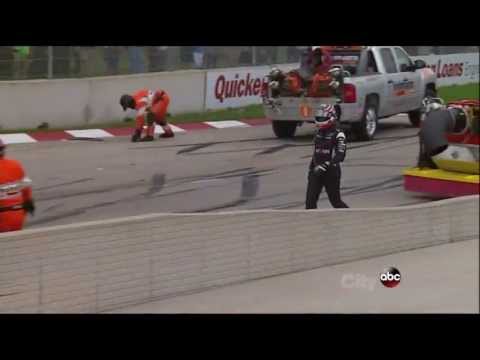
[393, 47, 422, 112]
[378, 47, 404, 115]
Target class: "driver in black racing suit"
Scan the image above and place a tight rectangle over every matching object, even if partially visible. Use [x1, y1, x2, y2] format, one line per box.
[306, 104, 349, 209]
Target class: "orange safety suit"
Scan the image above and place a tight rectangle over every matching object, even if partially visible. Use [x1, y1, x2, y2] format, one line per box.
[308, 47, 335, 97]
[132, 89, 173, 137]
[0, 157, 33, 232]
[285, 47, 335, 97]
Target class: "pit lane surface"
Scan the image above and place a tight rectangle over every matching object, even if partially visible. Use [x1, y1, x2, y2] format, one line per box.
[9, 115, 429, 230]
[109, 238, 479, 313]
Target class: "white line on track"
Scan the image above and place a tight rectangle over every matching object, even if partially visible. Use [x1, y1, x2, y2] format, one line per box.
[204, 120, 250, 129]
[66, 129, 115, 138]
[154, 124, 187, 134]
[0, 133, 37, 144]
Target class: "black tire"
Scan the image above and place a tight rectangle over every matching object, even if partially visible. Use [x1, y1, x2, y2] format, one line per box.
[272, 120, 298, 138]
[408, 88, 437, 127]
[353, 97, 378, 141]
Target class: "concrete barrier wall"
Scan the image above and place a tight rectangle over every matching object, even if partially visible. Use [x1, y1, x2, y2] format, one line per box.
[0, 53, 477, 130]
[0, 70, 206, 130]
[0, 79, 91, 130]
[205, 63, 297, 110]
[88, 70, 206, 124]
[411, 52, 479, 86]
[1, 195, 478, 313]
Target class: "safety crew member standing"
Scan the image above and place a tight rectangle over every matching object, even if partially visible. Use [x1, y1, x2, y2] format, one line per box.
[305, 104, 349, 209]
[0, 139, 35, 232]
[120, 89, 174, 142]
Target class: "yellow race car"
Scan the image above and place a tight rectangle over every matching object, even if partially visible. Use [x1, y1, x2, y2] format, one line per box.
[403, 99, 479, 198]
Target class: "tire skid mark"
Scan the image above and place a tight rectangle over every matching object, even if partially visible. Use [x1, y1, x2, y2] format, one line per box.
[177, 142, 215, 155]
[36, 178, 95, 192]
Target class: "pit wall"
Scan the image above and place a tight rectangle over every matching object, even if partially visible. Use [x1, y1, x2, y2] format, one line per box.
[1, 195, 478, 313]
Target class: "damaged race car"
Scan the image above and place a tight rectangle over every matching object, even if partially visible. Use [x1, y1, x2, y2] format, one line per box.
[403, 98, 479, 198]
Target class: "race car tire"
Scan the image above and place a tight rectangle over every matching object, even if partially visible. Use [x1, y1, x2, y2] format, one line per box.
[408, 88, 437, 127]
[272, 120, 298, 138]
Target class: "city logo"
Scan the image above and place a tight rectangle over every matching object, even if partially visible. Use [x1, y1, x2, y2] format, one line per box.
[341, 273, 376, 291]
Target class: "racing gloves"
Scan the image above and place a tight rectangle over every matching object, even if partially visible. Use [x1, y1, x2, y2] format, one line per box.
[313, 161, 330, 175]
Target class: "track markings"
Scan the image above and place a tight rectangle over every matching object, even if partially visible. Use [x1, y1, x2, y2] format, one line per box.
[154, 124, 187, 134]
[204, 120, 250, 129]
[0, 133, 37, 144]
[66, 129, 115, 138]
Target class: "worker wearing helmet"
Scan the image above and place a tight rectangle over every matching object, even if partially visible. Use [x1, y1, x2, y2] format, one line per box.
[120, 89, 174, 142]
[305, 104, 349, 209]
[311, 46, 333, 74]
[0, 139, 35, 232]
[417, 102, 471, 168]
[423, 97, 446, 115]
[299, 47, 333, 78]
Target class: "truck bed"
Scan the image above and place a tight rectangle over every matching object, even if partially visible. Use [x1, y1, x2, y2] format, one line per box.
[263, 97, 340, 122]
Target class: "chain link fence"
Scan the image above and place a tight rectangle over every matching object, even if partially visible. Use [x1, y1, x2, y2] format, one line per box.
[0, 46, 478, 81]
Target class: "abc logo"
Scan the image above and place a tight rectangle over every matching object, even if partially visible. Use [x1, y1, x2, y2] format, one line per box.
[380, 267, 401, 288]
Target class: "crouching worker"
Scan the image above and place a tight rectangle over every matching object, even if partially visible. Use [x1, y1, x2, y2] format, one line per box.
[305, 105, 349, 209]
[120, 89, 174, 142]
[0, 139, 35, 232]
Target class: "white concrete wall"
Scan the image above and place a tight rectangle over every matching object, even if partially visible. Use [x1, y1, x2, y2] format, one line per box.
[0, 195, 478, 313]
[205, 63, 297, 110]
[88, 70, 206, 124]
[0, 70, 206, 130]
[411, 52, 479, 86]
[0, 53, 477, 130]
[0, 79, 91, 130]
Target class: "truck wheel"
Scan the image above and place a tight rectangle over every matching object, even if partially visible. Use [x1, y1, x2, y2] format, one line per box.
[408, 88, 437, 127]
[272, 120, 298, 138]
[353, 98, 378, 141]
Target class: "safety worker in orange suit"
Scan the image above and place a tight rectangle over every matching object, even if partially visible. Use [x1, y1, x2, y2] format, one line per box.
[289, 46, 335, 96]
[311, 46, 333, 74]
[0, 139, 35, 232]
[120, 89, 174, 142]
[308, 46, 336, 97]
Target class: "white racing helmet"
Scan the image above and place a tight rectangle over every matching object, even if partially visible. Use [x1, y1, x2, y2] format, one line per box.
[314, 104, 338, 130]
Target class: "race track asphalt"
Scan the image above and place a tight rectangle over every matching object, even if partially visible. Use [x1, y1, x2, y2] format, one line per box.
[8, 115, 430, 229]
[6, 115, 478, 314]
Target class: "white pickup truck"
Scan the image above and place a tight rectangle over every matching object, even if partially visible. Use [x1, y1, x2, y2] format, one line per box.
[262, 46, 437, 140]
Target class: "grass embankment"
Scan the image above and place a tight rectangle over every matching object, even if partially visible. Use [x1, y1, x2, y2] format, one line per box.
[437, 82, 479, 103]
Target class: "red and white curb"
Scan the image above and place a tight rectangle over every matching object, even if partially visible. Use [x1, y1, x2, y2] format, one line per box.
[0, 118, 271, 145]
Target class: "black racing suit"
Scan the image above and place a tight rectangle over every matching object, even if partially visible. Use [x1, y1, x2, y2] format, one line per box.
[305, 126, 349, 209]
